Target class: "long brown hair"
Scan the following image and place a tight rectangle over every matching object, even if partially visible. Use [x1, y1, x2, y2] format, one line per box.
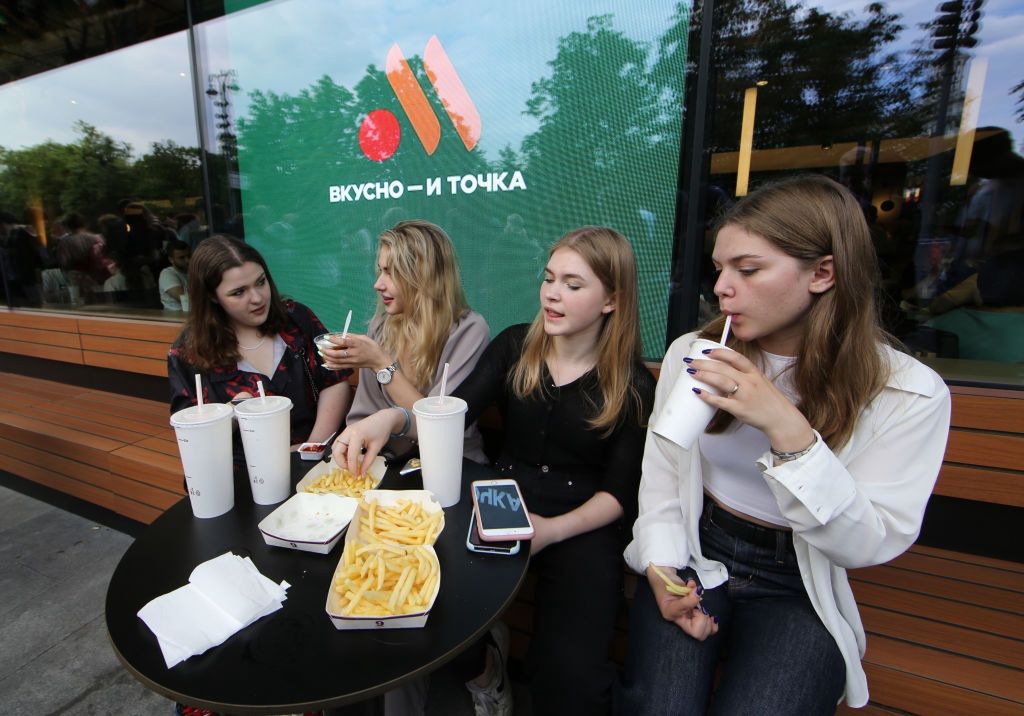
[179, 235, 289, 371]
[702, 175, 890, 449]
[512, 226, 644, 435]
[374, 220, 471, 390]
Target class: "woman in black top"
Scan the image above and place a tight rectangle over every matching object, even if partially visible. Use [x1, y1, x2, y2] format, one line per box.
[335, 226, 655, 716]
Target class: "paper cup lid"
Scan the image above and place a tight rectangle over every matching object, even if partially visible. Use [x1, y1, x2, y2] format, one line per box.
[413, 396, 467, 417]
[234, 395, 293, 416]
[170, 402, 234, 427]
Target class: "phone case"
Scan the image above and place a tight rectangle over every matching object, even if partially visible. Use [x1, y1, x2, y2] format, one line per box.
[465, 515, 520, 555]
[471, 479, 535, 541]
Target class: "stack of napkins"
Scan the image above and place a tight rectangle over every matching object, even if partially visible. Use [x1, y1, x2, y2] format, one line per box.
[137, 552, 290, 668]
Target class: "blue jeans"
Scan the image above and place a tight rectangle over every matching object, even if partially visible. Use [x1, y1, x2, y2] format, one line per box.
[617, 506, 845, 715]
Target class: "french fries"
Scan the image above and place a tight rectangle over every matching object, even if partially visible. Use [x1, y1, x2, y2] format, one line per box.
[304, 466, 377, 498]
[327, 493, 446, 622]
[332, 538, 440, 616]
[650, 563, 693, 596]
[357, 498, 444, 547]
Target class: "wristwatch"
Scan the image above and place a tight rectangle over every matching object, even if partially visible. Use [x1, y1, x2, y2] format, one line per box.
[376, 360, 400, 385]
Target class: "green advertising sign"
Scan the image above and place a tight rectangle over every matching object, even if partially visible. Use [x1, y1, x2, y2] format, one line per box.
[220, 0, 688, 357]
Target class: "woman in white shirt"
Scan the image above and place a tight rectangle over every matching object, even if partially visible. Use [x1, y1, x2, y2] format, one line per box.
[619, 175, 951, 714]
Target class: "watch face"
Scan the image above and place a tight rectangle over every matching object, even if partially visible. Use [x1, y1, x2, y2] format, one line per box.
[376, 367, 392, 384]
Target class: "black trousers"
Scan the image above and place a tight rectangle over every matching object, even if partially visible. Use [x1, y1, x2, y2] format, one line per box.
[525, 523, 624, 716]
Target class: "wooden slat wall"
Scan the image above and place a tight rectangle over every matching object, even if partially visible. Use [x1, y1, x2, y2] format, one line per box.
[0, 310, 179, 378]
[935, 386, 1024, 507]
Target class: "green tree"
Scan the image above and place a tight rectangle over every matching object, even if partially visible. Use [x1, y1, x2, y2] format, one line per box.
[132, 140, 203, 206]
[696, 0, 918, 151]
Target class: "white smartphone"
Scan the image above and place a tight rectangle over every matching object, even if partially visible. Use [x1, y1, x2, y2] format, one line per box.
[471, 479, 535, 542]
[466, 510, 521, 555]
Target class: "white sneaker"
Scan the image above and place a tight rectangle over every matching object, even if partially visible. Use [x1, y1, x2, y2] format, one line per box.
[465, 621, 513, 716]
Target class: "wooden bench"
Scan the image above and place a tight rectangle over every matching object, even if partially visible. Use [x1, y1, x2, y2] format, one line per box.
[0, 371, 182, 523]
[1, 313, 1022, 714]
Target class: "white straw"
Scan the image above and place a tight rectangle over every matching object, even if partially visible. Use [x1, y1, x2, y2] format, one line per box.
[341, 309, 352, 339]
[195, 374, 204, 410]
[257, 380, 266, 403]
[720, 314, 733, 345]
[437, 362, 450, 404]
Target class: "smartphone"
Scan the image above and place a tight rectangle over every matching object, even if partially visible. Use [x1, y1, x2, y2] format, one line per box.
[466, 510, 521, 555]
[471, 479, 535, 542]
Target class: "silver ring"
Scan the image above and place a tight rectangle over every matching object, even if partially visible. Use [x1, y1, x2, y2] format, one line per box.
[728, 383, 740, 396]
[342, 350, 349, 358]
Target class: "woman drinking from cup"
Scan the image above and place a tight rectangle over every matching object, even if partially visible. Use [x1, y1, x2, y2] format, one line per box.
[320, 219, 490, 463]
[168, 235, 352, 453]
[335, 227, 656, 716]
[619, 176, 951, 714]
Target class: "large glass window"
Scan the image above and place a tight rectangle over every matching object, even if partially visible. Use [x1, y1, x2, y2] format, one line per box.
[0, 18, 201, 320]
[689, 0, 1023, 379]
[193, 0, 689, 358]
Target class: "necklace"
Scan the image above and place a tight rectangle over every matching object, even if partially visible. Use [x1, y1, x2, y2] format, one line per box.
[238, 336, 266, 351]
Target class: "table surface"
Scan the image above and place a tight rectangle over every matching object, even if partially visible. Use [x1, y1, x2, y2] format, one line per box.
[105, 457, 529, 714]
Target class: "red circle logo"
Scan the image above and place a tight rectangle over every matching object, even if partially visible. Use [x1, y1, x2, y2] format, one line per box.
[358, 109, 401, 162]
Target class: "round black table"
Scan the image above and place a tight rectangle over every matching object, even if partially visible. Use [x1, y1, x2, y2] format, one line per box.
[106, 457, 529, 714]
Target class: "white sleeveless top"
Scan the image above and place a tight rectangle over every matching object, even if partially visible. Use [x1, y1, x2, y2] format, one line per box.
[699, 351, 798, 526]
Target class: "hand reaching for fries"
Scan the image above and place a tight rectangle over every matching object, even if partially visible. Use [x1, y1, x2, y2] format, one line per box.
[332, 408, 403, 476]
[646, 564, 718, 641]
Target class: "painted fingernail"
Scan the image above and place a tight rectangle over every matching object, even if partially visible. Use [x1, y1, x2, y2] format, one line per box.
[700, 605, 709, 616]
[702, 348, 712, 354]
[692, 387, 702, 395]
[712, 616, 719, 624]
[683, 357, 694, 364]
[686, 368, 697, 375]
[696, 585, 704, 596]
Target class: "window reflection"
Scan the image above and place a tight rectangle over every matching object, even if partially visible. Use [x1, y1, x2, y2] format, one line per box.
[698, 0, 1024, 369]
[0, 31, 202, 319]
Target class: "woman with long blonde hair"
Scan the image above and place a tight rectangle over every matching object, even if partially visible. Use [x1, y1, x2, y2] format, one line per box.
[620, 175, 951, 714]
[321, 219, 489, 462]
[336, 226, 656, 716]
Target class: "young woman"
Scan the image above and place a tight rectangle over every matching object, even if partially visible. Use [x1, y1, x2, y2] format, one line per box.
[620, 176, 951, 714]
[335, 227, 656, 716]
[167, 235, 351, 451]
[319, 219, 490, 462]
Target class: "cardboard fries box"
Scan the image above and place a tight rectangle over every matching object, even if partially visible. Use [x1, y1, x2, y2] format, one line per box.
[325, 490, 444, 629]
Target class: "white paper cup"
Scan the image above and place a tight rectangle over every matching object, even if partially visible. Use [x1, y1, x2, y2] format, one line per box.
[170, 402, 235, 518]
[413, 396, 467, 507]
[651, 339, 732, 450]
[234, 396, 293, 505]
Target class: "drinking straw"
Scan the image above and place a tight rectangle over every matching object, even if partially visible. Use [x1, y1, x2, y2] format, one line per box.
[257, 380, 266, 404]
[195, 374, 204, 410]
[437, 362, 450, 404]
[720, 314, 733, 345]
[341, 309, 353, 339]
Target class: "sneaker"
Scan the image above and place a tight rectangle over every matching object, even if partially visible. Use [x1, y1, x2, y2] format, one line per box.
[465, 622, 513, 716]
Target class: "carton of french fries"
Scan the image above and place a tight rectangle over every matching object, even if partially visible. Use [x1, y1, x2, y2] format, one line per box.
[325, 490, 445, 629]
[296, 456, 387, 499]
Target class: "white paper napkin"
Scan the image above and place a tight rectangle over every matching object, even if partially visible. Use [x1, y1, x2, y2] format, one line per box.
[137, 552, 290, 668]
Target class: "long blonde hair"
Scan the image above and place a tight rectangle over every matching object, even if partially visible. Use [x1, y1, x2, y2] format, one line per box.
[374, 220, 470, 390]
[702, 175, 890, 449]
[512, 226, 644, 435]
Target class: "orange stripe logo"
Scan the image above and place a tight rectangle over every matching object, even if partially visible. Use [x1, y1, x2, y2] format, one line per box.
[359, 36, 481, 162]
